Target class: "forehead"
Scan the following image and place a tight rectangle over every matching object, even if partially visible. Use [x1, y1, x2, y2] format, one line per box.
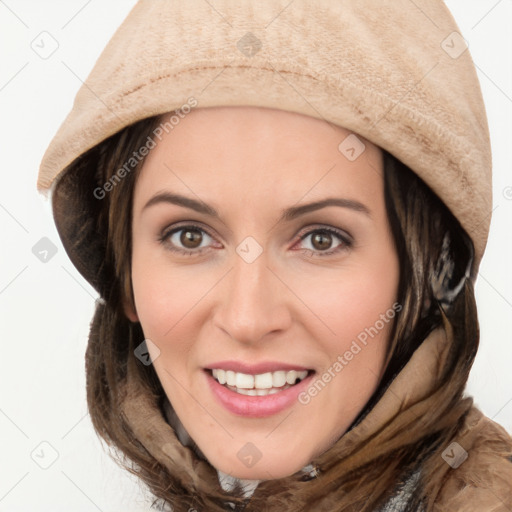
[133, 106, 384, 211]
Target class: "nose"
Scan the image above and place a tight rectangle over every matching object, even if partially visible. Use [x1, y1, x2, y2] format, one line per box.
[213, 248, 292, 346]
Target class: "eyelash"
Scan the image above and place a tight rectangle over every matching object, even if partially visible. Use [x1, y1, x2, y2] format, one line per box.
[158, 223, 353, 258]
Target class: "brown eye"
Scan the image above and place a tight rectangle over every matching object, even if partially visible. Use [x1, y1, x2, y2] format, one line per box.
[296, 227, 352, 257]
[310, 232, 333, 251]
[180, 228, 203, 249]
[159, 224, 217, 256]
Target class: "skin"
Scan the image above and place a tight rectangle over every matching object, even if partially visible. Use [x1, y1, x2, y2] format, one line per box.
[126, 106, 400, 480]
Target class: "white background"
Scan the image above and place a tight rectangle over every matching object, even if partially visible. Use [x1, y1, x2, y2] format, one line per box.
[1, 1, 511, 511]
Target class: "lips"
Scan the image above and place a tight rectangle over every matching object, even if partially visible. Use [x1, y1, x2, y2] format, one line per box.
[205, 369, 316, 417]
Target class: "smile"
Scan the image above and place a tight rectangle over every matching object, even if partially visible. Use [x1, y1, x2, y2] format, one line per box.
[205, 368, 316, 417]
[210, 368, 310, 396]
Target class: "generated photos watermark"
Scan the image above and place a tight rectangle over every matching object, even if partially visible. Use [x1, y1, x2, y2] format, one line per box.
[298, 302, 402, 405]
[93, 96, 198, 200]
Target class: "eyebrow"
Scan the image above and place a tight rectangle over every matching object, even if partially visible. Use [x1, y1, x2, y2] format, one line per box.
[142, 192, 371, 222]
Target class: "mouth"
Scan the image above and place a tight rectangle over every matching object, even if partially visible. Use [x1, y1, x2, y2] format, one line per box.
[205, 368, 316, 396]
[204, 366, 317, 417]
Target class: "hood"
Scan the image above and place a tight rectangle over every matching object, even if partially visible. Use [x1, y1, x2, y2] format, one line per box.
[37, 0, 492, 279]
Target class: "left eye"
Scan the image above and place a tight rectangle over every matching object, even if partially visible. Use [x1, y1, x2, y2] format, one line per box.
[292, 227, 353, 257]
[295, 227, 352, 256]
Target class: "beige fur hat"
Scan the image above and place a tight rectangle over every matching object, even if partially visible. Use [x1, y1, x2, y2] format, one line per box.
[37, 0, 492, 276]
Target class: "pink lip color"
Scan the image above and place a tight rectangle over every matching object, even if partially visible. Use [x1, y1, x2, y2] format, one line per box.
[205, 370, 315, 418]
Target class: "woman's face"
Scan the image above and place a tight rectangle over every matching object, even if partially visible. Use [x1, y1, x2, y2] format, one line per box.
[128, 106, 400, 480]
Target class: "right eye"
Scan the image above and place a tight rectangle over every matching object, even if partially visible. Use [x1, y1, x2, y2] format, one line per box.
[159, 224, 220, 256]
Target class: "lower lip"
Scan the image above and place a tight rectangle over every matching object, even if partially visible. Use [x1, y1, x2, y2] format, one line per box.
[205, 370, 315, 418]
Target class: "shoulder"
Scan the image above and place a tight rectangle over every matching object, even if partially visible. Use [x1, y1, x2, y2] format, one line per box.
[434, 406, 512, 511]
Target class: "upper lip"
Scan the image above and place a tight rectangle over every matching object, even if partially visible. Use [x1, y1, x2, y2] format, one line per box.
[204, 361, 314, 375]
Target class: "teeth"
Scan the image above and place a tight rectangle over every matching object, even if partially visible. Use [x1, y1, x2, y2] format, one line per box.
[226, 370, 236, 386]
[216, 369, 227, 385]
[272, 371, 287, 387]
[255, 372, 273, 389]
[225, 383, 292, 396]
[211, 369, 309, 390]
[236, 372, 254, 389]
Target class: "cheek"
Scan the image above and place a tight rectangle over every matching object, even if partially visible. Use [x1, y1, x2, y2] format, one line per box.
[301, 263, 398, 335]
[291, 248, 399, 365]
[130, 247, 204, 339]
[134, 282, 201, 342]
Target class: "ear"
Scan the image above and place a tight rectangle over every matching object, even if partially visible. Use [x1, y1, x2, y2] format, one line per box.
[123, 296, 139, 323]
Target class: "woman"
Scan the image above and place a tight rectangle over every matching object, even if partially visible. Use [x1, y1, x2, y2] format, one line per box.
[37, 1, 512, 510]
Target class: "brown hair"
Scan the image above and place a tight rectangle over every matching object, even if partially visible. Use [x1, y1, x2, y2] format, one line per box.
[52, 114, 478, 511]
